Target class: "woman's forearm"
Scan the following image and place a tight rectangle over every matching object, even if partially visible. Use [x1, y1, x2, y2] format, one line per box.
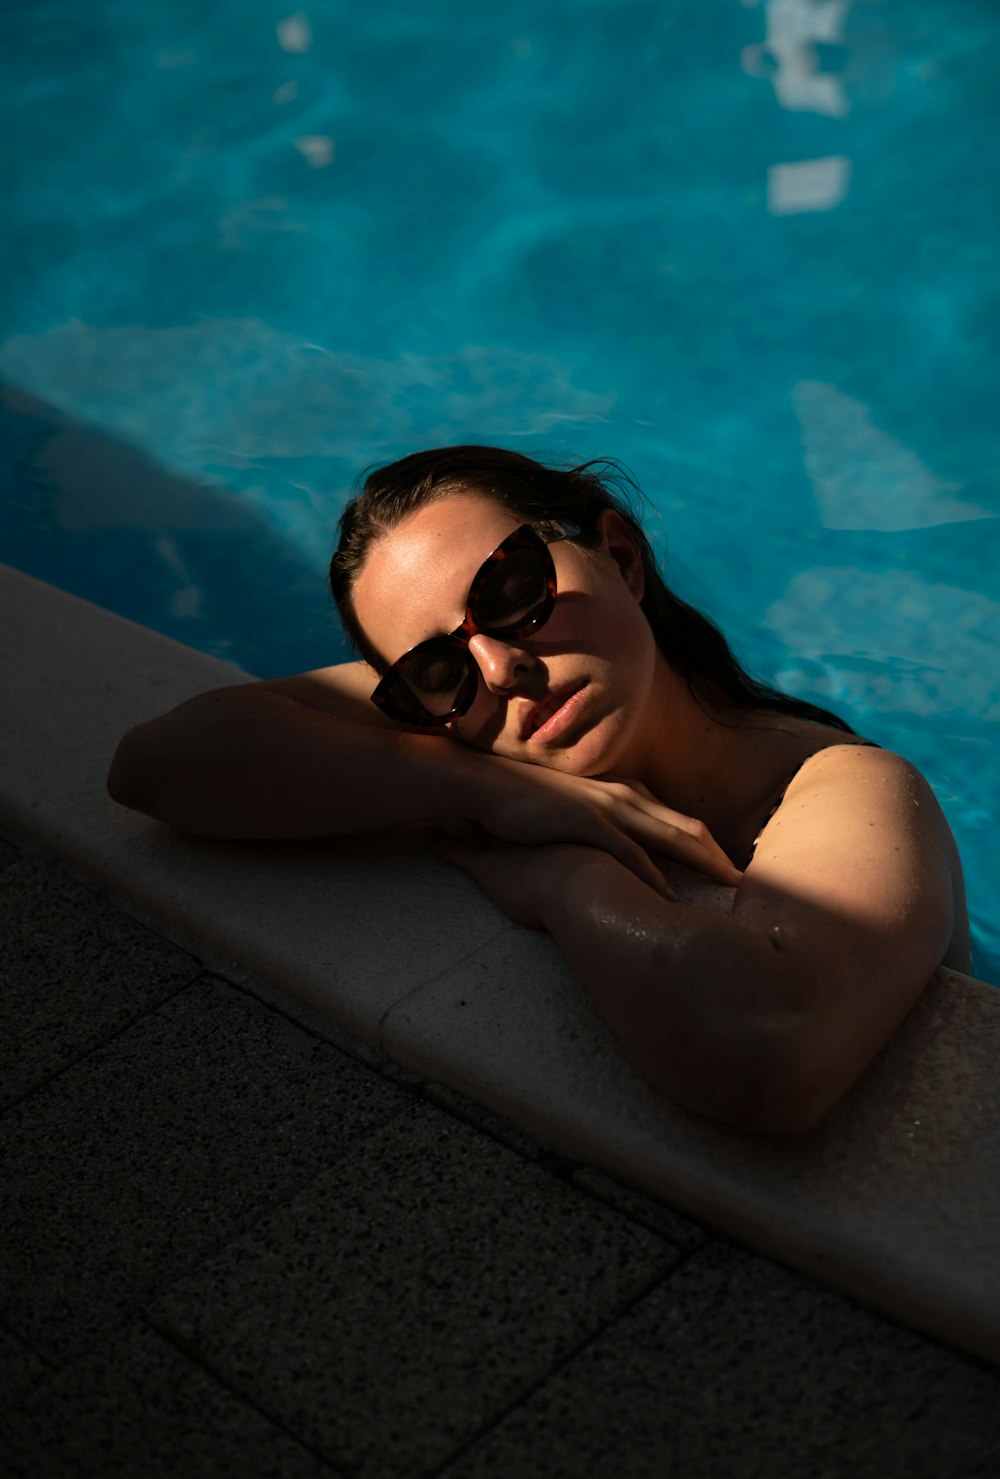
[539, 851, 807, 1134]
[107, 687, 490, 839]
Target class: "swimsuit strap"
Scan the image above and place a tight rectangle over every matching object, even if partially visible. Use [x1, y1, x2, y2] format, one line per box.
[750, 740, 881, 855]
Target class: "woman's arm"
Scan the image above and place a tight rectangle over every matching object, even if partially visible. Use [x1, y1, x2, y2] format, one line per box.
[106, 663, 742, 888]
[108, 665, 483, 839]
[438, 746, 960, 1136]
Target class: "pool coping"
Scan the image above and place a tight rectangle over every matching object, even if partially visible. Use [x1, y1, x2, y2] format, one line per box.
[5, 559, 1000, 1368]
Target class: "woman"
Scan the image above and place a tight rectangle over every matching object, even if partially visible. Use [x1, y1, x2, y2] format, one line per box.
[108, 446, 970, 1135]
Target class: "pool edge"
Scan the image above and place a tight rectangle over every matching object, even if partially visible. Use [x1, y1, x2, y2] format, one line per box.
[4, 559, 1000, 1368]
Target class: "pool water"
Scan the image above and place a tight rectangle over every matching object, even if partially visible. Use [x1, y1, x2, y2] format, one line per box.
[2, 0, 997, 980]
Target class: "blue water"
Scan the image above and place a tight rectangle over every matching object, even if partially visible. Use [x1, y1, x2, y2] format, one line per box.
[1, 1, 997, 980]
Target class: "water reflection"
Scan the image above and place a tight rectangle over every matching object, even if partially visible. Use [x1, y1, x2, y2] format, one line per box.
[768, 156, 851, 214]
[0, 380, 342, 675]
[0, 321, 613, 566]
[154, 535, 205, 619]
[741, 0, 854, 116]
[218, 197, 307, 250]
[764, 566, 1000, 722]
[277, 12, 312, 54]
[793, 381, 994, 531]
[293, 134, 334, 168]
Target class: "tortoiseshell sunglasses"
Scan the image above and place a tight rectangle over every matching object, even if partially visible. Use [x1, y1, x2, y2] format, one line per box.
[370, 520, 581, 727]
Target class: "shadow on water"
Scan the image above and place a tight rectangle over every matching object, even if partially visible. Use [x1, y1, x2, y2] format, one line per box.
[0, 380, 352, 679]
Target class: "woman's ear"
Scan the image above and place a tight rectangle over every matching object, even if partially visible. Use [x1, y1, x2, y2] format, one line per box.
[595, 509, 645, 601]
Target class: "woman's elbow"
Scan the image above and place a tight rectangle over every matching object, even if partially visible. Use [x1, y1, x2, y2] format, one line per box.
[712, 1023, 869, 1138]
[721, 1081, 835, 1138]
[106, 725, 162, 817]
[654, 1018, 844, 1139]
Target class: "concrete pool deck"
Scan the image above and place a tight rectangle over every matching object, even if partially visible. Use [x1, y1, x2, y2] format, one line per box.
[3, 560, 1000, 1472]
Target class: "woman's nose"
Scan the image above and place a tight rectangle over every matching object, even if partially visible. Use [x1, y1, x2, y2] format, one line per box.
[467, 633, 537, 694]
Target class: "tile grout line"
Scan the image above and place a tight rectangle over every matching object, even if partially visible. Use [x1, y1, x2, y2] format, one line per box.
[218, 969, 380, 1068]
[1, 824, 530, 1071]
[3, 827, 720, 1249]
[420, 1248, 699, 1479]
[372, 923, 516, 1059]
[0, 1316, 60, 1374]
[0, 972, 209, 1117]
[137, 1313, 343, 1474]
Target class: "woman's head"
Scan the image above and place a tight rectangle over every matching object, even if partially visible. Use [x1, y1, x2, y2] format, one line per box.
[330, 446, 637, 657]
[329, 445, 853, 750]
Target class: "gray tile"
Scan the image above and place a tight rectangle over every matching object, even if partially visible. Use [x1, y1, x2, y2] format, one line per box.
[6, 1320, 334, 1477]
[151, 1103, 678, 1477]
[0, 1323, 48, 1408]
[0, 978, 411, 1361]
[571, 1166, 709, 1252]
[0, 1325, 70, 1478]
[423, 1080, 545, 1160]
[0, 1432, 73, 1479]
[0, 855, 201, 1108]
[0, 1172, 178, 1368]
[442, 1240, 1000, 1479]
[21, 976, 412, 1212]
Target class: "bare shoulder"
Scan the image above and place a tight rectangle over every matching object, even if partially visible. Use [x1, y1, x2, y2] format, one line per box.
[727, 740, 971, 1127]
[738, 741, 970, 977]
[776, 742, 946, 840]
[721, 745, 970, 1124]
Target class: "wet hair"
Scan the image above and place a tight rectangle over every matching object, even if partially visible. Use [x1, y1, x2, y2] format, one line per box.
[329, 444, 854, 732]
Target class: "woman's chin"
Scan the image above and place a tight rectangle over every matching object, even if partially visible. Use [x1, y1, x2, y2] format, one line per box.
[534, 710, 637, 778]
[455, 694, 640, 777]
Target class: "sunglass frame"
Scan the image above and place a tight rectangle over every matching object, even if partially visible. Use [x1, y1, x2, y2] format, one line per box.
[369, 520, 579, 727]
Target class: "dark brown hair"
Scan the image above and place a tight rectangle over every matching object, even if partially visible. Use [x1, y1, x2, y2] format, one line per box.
[329, 444, 853, 731]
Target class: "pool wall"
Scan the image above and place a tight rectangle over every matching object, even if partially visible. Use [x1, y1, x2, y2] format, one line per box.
[4, 559, 999, 1366]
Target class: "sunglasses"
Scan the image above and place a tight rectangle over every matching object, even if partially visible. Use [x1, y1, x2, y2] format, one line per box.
[370, 520, 581, 727]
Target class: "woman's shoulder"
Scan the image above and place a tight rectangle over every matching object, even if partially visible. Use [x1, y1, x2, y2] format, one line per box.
[752, 737, 971, 974]
[785, 736, 913, 794]
[776, 738, 942, 836]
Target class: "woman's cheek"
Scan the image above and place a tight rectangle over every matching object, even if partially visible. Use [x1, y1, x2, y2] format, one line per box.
[447, 695, 508, 753]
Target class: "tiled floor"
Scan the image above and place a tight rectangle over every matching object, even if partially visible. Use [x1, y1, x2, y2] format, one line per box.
[3, 832, 1000, 1478]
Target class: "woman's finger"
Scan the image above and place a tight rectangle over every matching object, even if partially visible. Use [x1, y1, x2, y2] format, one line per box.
[620, 808, 742, 886]
[586, 822, 678, 900]
[586, 783, 740, 882]
[591, 777, 741, 884]
[654, 829, 742, 886]
[481, 763, 739, 887]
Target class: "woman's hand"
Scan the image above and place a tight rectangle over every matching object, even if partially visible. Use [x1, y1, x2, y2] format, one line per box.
[472, 758, 742, 897]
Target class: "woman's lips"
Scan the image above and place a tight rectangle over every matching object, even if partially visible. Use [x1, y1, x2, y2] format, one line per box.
[521, 684, 588, 744]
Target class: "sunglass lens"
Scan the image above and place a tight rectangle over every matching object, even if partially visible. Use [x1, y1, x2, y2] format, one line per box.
[474, 546, 550, 635]
[393, 639, 474, 720]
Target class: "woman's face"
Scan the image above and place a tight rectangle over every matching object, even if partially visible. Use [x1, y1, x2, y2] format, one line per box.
[351, 492, 669, 777]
